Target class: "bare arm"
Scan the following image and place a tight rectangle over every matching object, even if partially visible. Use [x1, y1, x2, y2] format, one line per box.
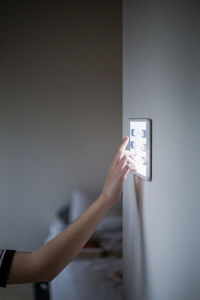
[7, 136, 135, 284]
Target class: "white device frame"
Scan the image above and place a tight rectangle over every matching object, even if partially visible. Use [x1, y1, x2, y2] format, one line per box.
[129, 118, 152, 181]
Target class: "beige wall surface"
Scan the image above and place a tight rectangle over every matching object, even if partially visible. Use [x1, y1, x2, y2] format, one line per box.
[0, 1, 122, 251]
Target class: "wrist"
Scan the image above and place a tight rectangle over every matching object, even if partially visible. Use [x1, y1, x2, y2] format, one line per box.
[99, 192, 113, 210]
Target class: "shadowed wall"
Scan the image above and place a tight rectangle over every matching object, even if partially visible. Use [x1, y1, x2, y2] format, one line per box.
[123, 1, 200, 299]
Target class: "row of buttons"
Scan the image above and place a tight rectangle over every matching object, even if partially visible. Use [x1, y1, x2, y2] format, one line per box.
[131, 129, 146, 138]
[130, 141, 147, 151]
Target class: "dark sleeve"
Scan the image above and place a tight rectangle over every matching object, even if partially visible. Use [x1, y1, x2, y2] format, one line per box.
[0, 249, 16, 288]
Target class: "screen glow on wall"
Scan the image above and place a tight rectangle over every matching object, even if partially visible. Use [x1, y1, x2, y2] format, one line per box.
[129, 119, 152, 181]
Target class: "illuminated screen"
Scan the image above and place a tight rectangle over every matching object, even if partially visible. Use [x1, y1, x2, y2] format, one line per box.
[129, 119, 152, 181]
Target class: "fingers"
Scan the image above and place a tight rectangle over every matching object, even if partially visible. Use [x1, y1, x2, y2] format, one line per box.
[119, 152, 136, 173]
[119, 154, 128, 169]
[118, 136, 129, 152]
[121, 162, 136, 178]
[113, 136, 135, 167]
[124, 150, 134, 157]
[119, 151, 135, 165]
[128, 164, 136, 172]
[114, 145, 134, 165]
[127, 156, 135, 164]
[121, 164, 130, 178]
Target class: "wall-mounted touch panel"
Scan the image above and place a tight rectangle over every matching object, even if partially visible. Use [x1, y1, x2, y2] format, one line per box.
[129, 118, 152, 181]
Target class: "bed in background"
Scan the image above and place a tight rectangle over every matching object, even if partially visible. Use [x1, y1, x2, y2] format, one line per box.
[36, 189, 123, 300]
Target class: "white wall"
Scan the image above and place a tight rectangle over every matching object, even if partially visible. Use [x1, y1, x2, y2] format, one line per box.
[123, 1, 200, 300]
[0, 1, 122, 251]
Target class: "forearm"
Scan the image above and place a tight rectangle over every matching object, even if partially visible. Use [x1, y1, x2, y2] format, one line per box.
[7, 136, 134, 285]
[32, 193, 111, 282]
[8, 193, 111, 284]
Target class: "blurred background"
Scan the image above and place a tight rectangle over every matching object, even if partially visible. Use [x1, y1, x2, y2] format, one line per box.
[0, 2, 122, 298]
[0, 0, 122, 251]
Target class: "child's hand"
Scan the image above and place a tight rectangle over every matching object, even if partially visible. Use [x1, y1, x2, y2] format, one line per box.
[101, 136, 135, 206]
